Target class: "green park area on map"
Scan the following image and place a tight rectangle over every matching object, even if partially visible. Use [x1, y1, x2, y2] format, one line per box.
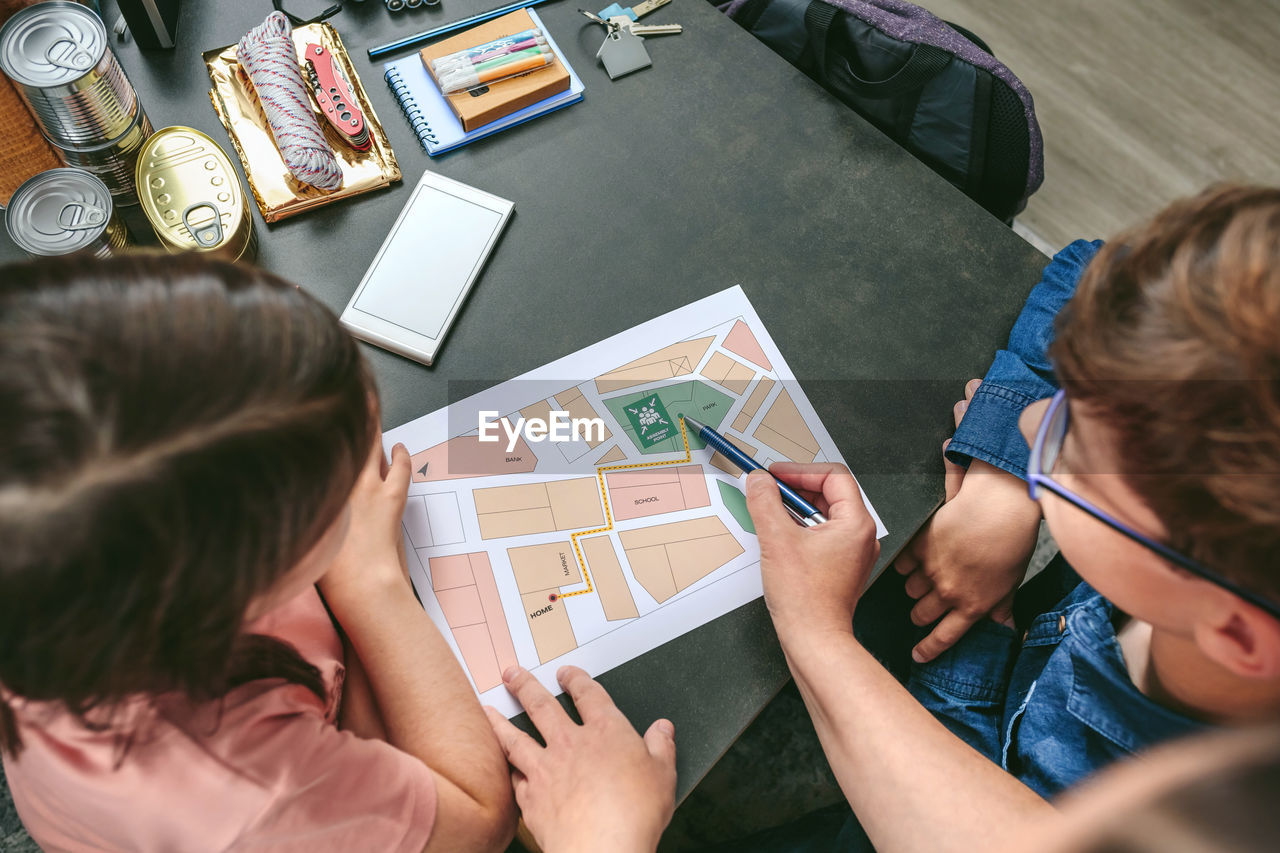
[605, 380, 735, 455]
[716, 480, 756, 535]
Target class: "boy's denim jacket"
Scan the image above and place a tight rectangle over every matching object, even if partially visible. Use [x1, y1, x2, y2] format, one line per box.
[944, 238, 1101, 479]
[913, 239, 1203, 798]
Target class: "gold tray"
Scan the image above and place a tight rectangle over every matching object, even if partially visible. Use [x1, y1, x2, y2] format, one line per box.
[205, 21, 400, 222]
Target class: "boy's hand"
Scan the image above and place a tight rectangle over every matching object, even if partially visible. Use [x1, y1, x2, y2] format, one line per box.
[893, 380, 1042, 663]
[319, 438, 412, 605]
[485, 666, 676, 853]
[746, 463, 881, 644]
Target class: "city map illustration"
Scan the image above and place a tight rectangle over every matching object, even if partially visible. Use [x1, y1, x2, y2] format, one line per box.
[384, 287, 886, 716]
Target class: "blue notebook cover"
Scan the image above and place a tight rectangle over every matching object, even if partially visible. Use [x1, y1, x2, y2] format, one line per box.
[384, 9, 584, 157]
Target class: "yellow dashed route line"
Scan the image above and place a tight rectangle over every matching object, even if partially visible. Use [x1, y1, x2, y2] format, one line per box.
[559, 418, 693, 599]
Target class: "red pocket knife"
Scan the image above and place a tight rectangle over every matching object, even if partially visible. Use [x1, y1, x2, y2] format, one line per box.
[304, 43, 371, 151]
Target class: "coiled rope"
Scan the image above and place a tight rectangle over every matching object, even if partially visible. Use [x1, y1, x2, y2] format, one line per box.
[237, 12, 342, 191]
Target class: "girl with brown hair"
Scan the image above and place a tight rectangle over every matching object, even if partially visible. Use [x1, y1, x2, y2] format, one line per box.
[0, 255, 515, 851]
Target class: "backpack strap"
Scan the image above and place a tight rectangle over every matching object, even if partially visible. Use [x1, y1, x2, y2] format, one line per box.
[804, 0, 953, 98]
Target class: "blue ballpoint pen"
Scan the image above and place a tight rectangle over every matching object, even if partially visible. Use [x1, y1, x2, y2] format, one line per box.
[681, 416, 828, 527]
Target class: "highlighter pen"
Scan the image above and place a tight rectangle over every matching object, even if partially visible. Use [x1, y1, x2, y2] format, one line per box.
[432, 35, 545, 73]
[432, 35, 548, 74]
[437, 48, 550, 92]
[681, 416, 828, 527]
[437, 46, 548, 84]
[438, 51, 554, 94]
[467, 45, 550, 74]
[443, 28, 540, 64]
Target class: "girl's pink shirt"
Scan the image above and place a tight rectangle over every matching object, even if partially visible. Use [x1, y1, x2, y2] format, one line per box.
[1, 587, 436, 852]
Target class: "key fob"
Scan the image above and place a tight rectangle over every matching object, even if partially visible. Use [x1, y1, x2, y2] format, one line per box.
[596, 28, 651, 79]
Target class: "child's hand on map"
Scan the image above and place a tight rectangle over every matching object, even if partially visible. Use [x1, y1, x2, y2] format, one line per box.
[746, 463, 880, 644]
[485, 666, 676, 853]
[892, 379, 1041, 664]
[319, 437, 413, 607]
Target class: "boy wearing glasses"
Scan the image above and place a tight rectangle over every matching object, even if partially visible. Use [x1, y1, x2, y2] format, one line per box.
[462, 186, 1279, 853]
[737, 185, 1280, 851]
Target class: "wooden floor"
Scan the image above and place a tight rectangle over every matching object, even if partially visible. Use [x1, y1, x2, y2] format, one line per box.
[922, 0, 1280, 252]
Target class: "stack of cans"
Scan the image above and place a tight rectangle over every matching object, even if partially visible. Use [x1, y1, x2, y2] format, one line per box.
[0, 1, 153, 205]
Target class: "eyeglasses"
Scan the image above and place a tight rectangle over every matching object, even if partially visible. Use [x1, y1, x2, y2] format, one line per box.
[1027, 389, 1280, 620]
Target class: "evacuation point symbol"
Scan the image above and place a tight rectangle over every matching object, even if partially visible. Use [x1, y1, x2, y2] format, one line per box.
[624, 394, 676, 449]
[629, 397, 667, 435]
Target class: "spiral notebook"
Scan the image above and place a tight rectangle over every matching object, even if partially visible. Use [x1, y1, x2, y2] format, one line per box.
[384, 9, 584, 156]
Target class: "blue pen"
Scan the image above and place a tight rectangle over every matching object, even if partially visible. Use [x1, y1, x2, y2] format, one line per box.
[681, 416, 828, 527]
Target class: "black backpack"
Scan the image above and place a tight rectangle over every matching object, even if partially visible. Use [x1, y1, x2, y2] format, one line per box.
[718, 0, 1044, 223]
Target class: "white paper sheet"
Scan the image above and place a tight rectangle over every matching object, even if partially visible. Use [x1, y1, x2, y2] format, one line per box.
[383, 286, 886, 717]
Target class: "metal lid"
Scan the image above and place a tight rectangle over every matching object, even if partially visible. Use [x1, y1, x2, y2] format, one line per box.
[5, 168, 113, 256]
[0, 1, 107, 88]
[135, 126, 246, 252]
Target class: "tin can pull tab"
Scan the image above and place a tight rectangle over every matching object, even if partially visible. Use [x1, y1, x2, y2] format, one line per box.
[182, 202, 224, 248]
[45, 38, 95, 72]
[58, 202, 107, 231]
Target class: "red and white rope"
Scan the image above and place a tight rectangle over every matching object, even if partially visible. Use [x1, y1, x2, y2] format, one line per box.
[237, 12, 342, 191]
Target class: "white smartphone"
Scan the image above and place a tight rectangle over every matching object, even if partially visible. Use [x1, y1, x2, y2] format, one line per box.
[340, 170, 514, 366]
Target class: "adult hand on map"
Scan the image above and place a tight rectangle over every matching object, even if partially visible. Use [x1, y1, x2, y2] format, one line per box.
[892, 380, 1041, 664]
[485, 665, 676, 853]
[746, 463, 880, 643]
[319, 437, 414, 606]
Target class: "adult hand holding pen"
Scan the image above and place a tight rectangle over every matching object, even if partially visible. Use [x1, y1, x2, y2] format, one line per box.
[747, 464, 1052, 853]
[485, 666, 677, 853]
[745, 464, 881, 644]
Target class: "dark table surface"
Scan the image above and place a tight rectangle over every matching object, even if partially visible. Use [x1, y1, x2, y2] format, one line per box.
[0, 0, 1050, 802]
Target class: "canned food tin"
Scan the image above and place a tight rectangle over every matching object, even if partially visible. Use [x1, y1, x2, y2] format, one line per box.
[0, 2, 141, 145]
[5, 167, 129, 258]
[50, 107, 153, 204]
[135, 126, 257, 263]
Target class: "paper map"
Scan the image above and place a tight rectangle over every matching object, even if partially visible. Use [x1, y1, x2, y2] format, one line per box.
[384, 287, 886, 716]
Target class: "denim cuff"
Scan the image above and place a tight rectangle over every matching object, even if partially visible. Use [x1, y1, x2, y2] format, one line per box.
[945, 380, 1040, 480]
